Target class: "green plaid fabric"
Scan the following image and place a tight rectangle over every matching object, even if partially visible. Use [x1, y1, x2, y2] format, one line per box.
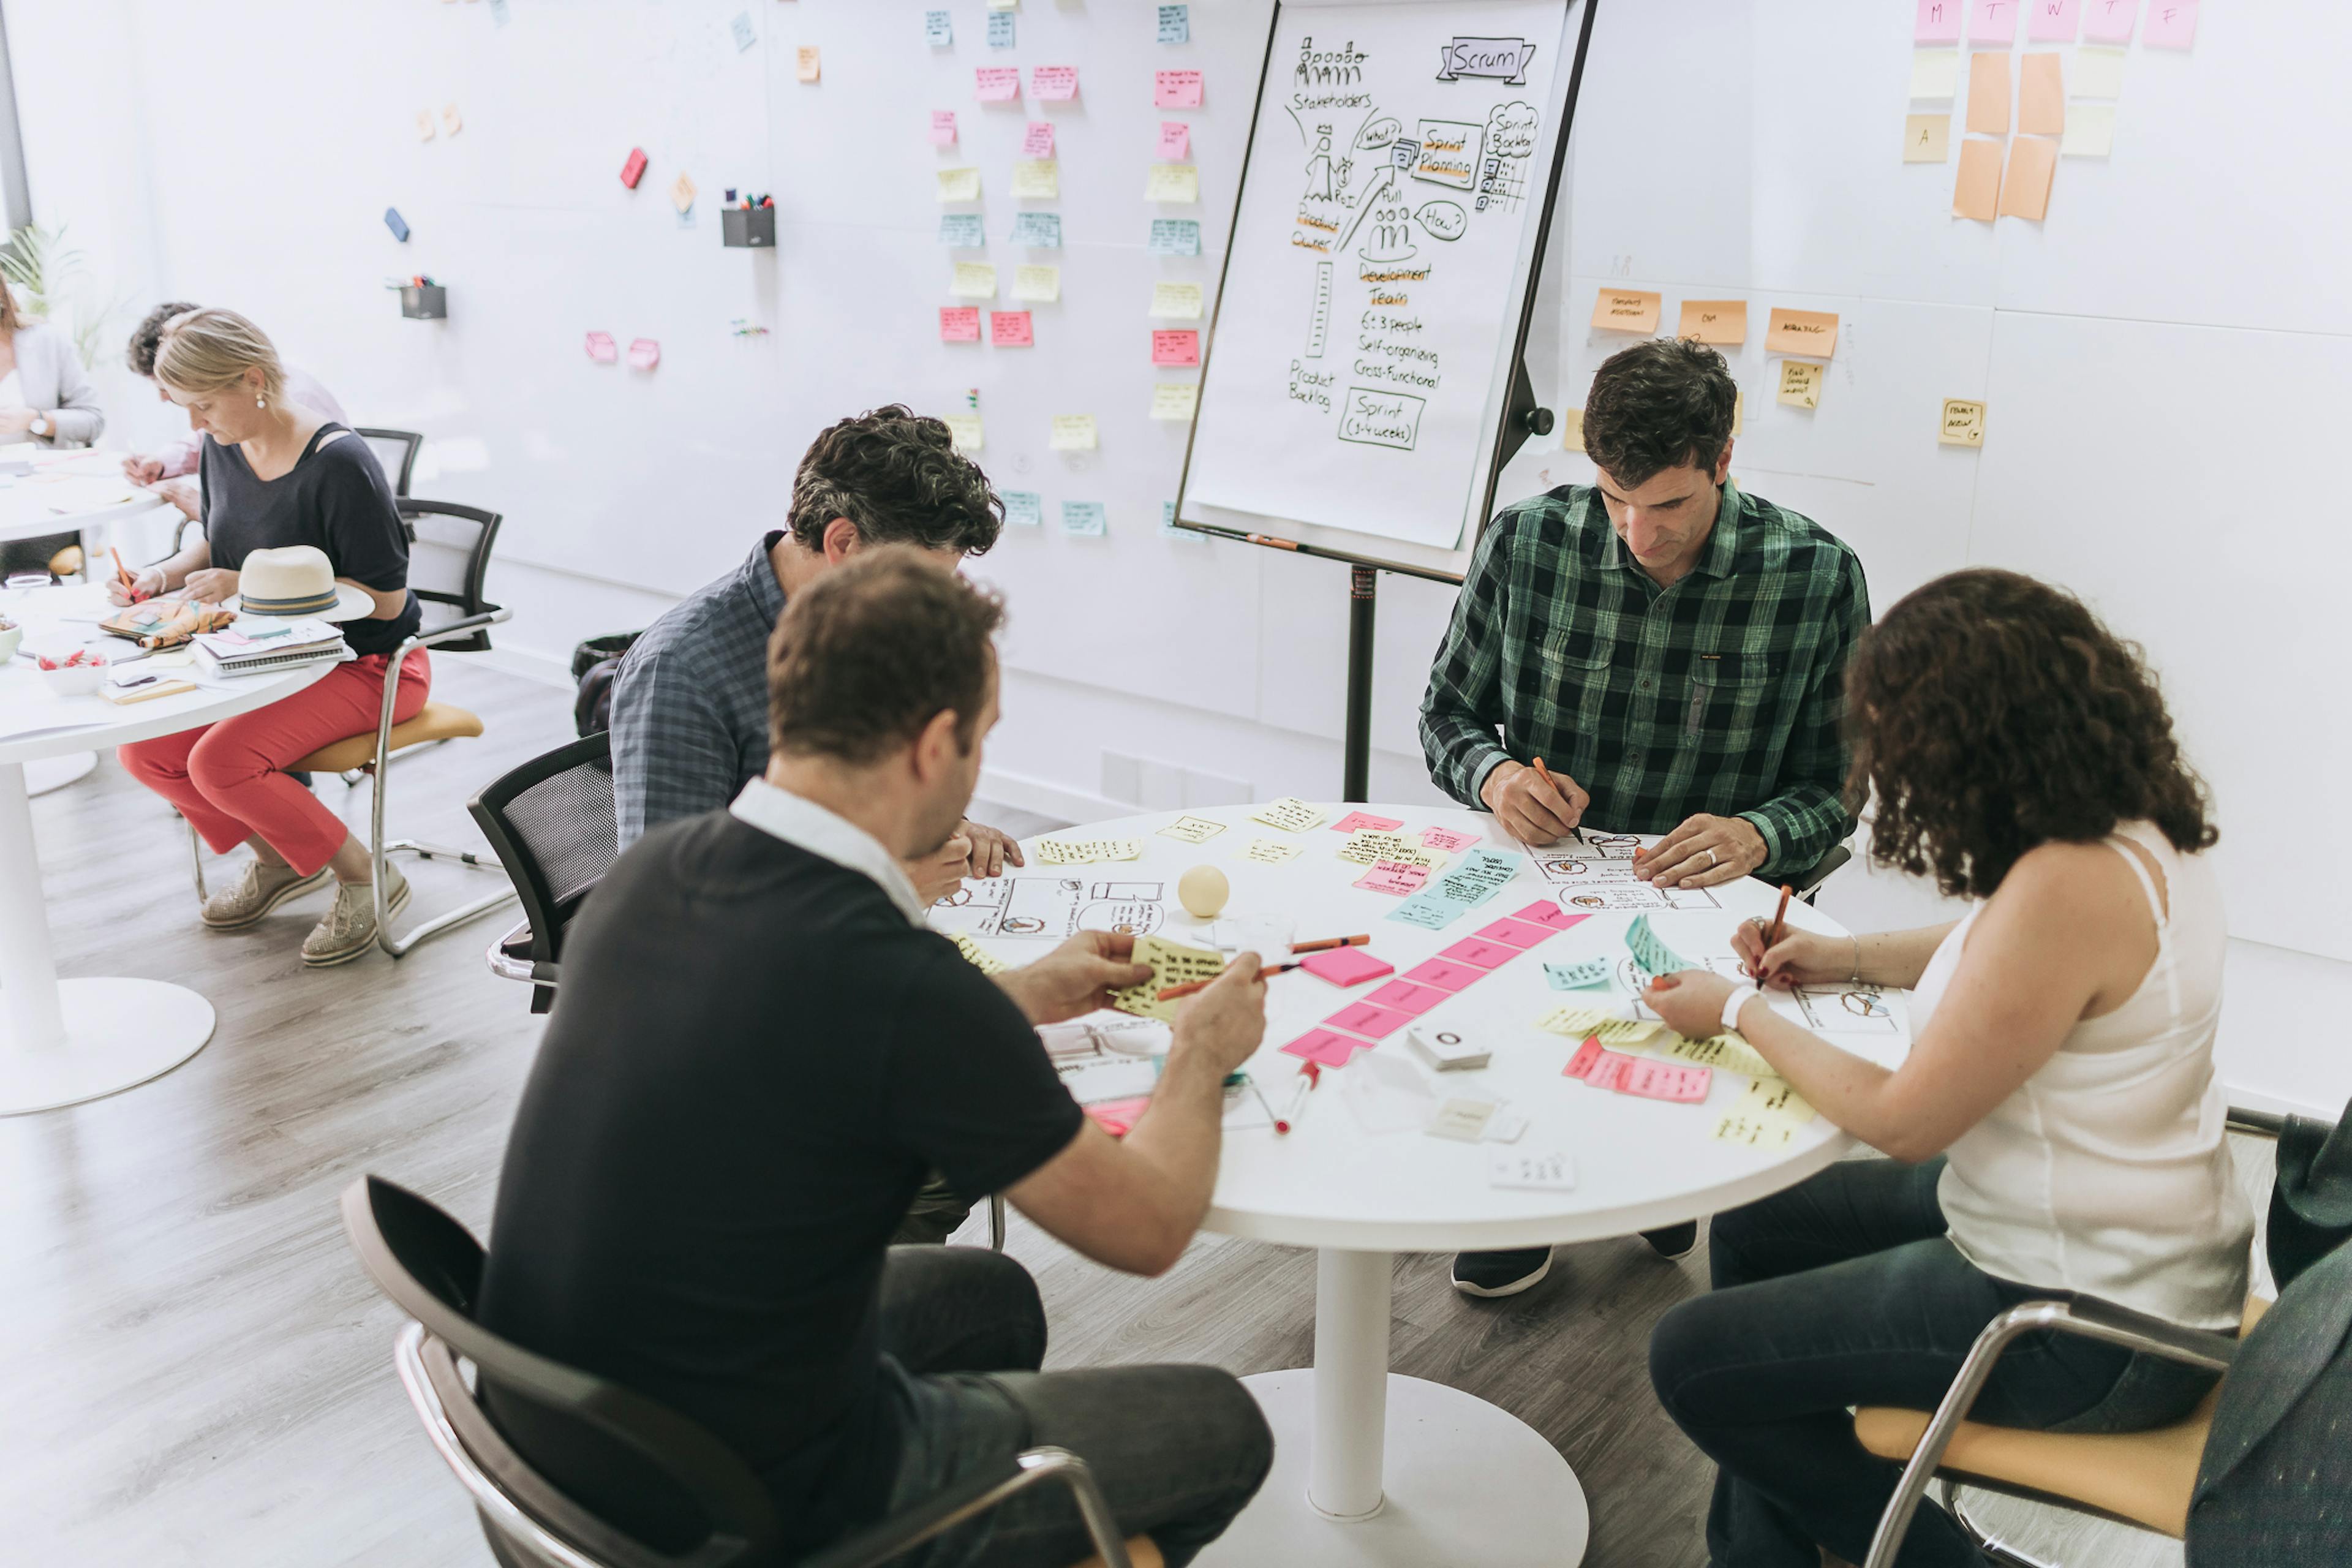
[1419, 481, 1870, 877]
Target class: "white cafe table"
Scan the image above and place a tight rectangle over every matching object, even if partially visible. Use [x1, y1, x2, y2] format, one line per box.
[0, 582, 330, 1114]
[947, 804, 1912, 1567]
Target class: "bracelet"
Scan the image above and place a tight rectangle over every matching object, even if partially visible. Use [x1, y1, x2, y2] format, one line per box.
[1850, 934, 1864, 985]
[1721, 984, 1759, 1035]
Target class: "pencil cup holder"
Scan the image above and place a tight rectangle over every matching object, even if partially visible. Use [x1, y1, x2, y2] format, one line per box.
[721, 208, 776, 248]
[399, 285, 448, 320]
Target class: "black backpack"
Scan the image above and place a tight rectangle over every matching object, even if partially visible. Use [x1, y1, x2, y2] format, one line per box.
[570, 631, 642, 738]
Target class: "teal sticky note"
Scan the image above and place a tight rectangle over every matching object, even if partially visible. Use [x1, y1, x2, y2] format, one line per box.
[1148, 218, 1201, 256]
[1545, 956, 1613, 990]
[1003, 490, 1043, 528]
[1161, 499, 1205, 540]
[1389, 892, 1471, 930]
[730, 10, 755, 51]
[987, 12, 1015, 48]
[1061, 500, 1108, 537]
[1009, 211, 1062, 248]
[1158, 5, 1190, 43]
[924, 10, 952, 46]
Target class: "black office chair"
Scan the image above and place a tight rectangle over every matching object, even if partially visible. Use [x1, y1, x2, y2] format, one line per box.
[1755, 841, 1851, 903]
[403, 498, 503, 655]
[341, 1176, 1131, 1568]
[358, 427, 425, 498]
[470, 731, 617, 1016]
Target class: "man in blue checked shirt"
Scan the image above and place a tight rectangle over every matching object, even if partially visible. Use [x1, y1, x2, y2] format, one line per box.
[1421, 337, 1871, 1299]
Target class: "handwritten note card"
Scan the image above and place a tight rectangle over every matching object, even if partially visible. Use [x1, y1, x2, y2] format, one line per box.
[1060, 500, 1107, 536]
[1150, 383, 1200, 421]
[1491, 1150, 1576, 1191]
[1109, 935, 1224, 1021]
[796, 46, 820, 83]
[990, 310, 1033, 346]
[1013, 264, 1061, 301]
[951, 262, 998, 299]
[1002, 490, 1042, 527]
[2018, 53, 2064, 134]
[1969, 0, 2018, 45]
[1158, 815, 1226, 844]
[1049, 413, 1098, 451]
[1010, 212, 1062, 248]
[1904, 113, 1952, 162]
[2029, 0, 2081, 40]
[987, 12, 1014, 48]
[1011, 159, 1060, 199]
[1777, 360, 1823, 409]
[1148, 219, 1202, 255]
[1158, 121, 1191, 160]
[1545, 956, 1613, 990]
[938, 213, 986, 247]
[1031, 66, 1079, 100]
[1150, 330, 1200, 367]
[1155, 69, 1205, 108]
[1712, 1076, 1817, 1150]
[1145, 163, 1200, 202]
[930, 110, 959, 146]
[1150, 281, 1204, 319]
[937, 167, 982, 203]
[1592, 288, 1662, 333]
[1676, 300, 1747, 345]
[925, 10, 953, 46]
[1251, 797, 1327, 833]
[1953, 137, 2002, 219]
[939, 307, 982, 343]
[1157, 4, 1190, 44]
[1021, 121, 1056, 159]
[1355, 861, 1431, 896]
[975, 67, 1021, 102]
[1242, 838, 1305, 864]
[1419, 826, 1480, 854]
[945, 413, 984, 451]
[1940, 398, 1986, 447]
[1763, 308, 1839, 359]
[1915, 0, 1963, 42]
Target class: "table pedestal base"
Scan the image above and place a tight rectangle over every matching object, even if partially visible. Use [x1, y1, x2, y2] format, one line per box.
[24, 751, 96, 796]
[1202, 1369, 1589, 1566]
[0, 978, 216, 1115]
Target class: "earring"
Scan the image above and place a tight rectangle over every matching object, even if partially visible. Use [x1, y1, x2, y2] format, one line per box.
[255, 397, 266, 409]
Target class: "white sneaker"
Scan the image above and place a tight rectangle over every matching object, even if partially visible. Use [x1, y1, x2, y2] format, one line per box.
[301, 865, 411, 968]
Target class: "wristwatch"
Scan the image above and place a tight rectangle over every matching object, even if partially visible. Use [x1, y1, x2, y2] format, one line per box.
[28, 415, 49, 438]
[1721, 984, 1760, 1035]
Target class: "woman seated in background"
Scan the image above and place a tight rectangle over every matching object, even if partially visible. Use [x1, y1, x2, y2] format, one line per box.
[109, 307, 424, 968]
[1642, 568, 2251, 1568]
[0, 282, 107, 578]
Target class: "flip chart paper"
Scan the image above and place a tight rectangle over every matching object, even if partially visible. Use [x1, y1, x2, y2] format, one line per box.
[1777, 360, 1824, 409]
[2027, 0, 2081, 40]
[937, 167, 981, 202]
[2143, 1, 2196, 48]
[989, 13, 1014, 48]
[1910, 48, 1961, 97]
[2060, 103, 2115, 156]
[1969, 0, 2018, 45]
[2072, 45, 2125, 97]
[1150, 282, 1204, 319]
[1003, 490, 1042, 527]
[584, 331, 617, 364]
[1915, 0, 1962, 42]
[990, 311, 1033, 346]
[1049, 414, 1098, 451]
[1060, 500, 1107, 536]
[1031, 66, 1079, 100]
[1676, 300, 1747, 344]
[1251, 797, 1327, 832]
[938, 213, 986, 247]
[1158, 121, 1191, 160]
[1998, 135, 2056, 219]
[1332, 811, 1405, 834]
[938, 307, 982, 342]
[1940, 398, 1987, 446]
[1953, 138, 2003, 219]
[944, 413, 983, 451]
[1242, 837, 1305, 864]
[2081, 0, 2137, 42]
[1014, 265, 1061, 301]
[2018, 54, 2065, 134]
[975, 67, 1021, 102]
[1763, 309, 1840, 359]
[1022, 122, 1056, 158]
[1011, 159, 1060, 199]
[1966, 56, 2011, 135]
[930, 110, 959, 146]
[1151, 330, 1200, 366]
[1147, 218, 1200, 255]
[1593, 289, 1662, 333]
[1145, 163, 1199, 202]
[925, 10, 952, 45]
[1010, 212, 1062, 248]
[1904, 113, 1953, 163]
[1158, 4, 1190, 45]
[1300, 948, 1394, 987]
[951, 262, 998, 299]
[795, 47, 820, 83]
[1155, 69, 1204, 108]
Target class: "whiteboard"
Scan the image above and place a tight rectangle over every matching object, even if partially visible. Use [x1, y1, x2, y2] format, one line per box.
[1181, 0, 1578, 567]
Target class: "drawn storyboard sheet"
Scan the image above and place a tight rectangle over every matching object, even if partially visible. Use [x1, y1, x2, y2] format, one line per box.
[1183, 0, 1575, 555]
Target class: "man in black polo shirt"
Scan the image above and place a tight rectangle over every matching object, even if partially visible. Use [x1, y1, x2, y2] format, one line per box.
[480, 548, 1275, 1567]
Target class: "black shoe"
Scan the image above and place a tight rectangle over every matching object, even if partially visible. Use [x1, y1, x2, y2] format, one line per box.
[1450, 1246, 1553, 1298]
[1642, 1220, 1701, 1260]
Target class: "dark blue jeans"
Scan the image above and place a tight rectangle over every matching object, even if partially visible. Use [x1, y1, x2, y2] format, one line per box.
[1648, 1159, 2222, 1567]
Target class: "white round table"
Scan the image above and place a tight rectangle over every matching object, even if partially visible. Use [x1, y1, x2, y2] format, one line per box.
[0, 582, 330, 1114]
[950, 802, 1912, 1567]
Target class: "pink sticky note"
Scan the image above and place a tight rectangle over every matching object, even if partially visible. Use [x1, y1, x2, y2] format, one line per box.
[989, 311, 1033, 347]
[1155, 69, 1204, 108]
[1158, 121, 1191, 160]
[1421, 826, 1482, 854]
[2081, 0, 2136, 42]
[2141, 0, 2195, 48]
[1331, 811, 1405, 834]
[2026, 0, 2081, 40]
[584, 331, 617, 363]
[1031, 66, 1079, 101]
[1510, 900, 1592, 933]
[1623, 1060, 1714, 1103]
[1969, 0, 2017, 45]
[1439, 938, 1518, 970]
[1475, 918, 1554, 950]
[627, 337, 660, 371]
[1022, 121, 1056, 158]
[1584, 1050, 1635, 1091]
[1365, 979, 1445, 1016]
[1151, 329, 1200, 367]
[1354, 860, 1429, 897]
[1299, 948, 1395, 989]
[1280, 1028, 1362, 1068]
[1327, 1001, 1412, 1039]
[1084, 1096, 1153, 1136]
[939, 307, 982, 342]
[1403, 957, 1482, 992]
[1914, 0, 1962, 42]
[930, 110, 959, 146]
[1564, 1035, 1604, 1080]
[975, 67, 1022, 102]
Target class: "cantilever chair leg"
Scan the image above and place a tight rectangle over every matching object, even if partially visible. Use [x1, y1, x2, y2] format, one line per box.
[989, 1193, 1008, 1251]
[1938, 1480, 2059, 1568]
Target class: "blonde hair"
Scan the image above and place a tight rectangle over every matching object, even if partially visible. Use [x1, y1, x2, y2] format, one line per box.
[153, 307, 286, 405]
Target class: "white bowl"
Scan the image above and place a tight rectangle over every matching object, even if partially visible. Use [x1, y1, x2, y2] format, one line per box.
[0, 622, 20, 664]
[39, 662, 105, 698]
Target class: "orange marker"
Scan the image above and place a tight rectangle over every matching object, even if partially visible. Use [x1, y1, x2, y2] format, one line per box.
[1757, 883, 1794, 982]
[1528, 755, 1586, 845]
[1290, 933, 1370, 954]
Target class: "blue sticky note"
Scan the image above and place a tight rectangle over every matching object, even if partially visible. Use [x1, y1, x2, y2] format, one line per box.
[987, 12, 1015, 48]
[1148, 218, 1202, 256]
[1009, 211, 1063, 248]
[1388, 893, 1469, 930]
[924, 10, 952, 45]
[1433, 848, 1524, 908]
[938, 213, 986, 247]
[1003, 490, 1043, 528]
[729, 10, 755, 51]
[488, 0, 511, 24]
[1545, 956, 1614, 990]
[1061, 500, 1108, 537]
[383, 207, 410, 243]
[1157, 4, 1190, 43]
[1162, 499, 1205, 540]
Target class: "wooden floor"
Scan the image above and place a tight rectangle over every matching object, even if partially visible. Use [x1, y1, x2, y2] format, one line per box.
[0, 659, 2251, 1567]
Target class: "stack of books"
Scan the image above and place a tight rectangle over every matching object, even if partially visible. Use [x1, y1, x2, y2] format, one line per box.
[192, 619, 352, 679]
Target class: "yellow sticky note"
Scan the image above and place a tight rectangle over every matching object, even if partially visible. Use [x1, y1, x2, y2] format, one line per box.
[1653, 1032, 1776, 1079]
[1013, 265, 1061, 303]
[1240, 838, 1304, 865]
[670, 172, 697, 213]
[1904, 113, 1951, 163]
[1776, 361, 1823, 409]
[1733, 388, 1743, 435]
[951, 262, 998, 299]
[1011, 159, 1060, 199]
[1676, 299, 1747, 345]
[1249, 796, 1327, 833]
[1049, 413, 1097, 451]
[952, 933, 1008, 975]
[1939, 398, 1986, 447]
[2072, 45, 2126, 100]
[1145, 163, 1199, 202]
[796, 45, 821, 83]
[1109, 936, 1226, 1022]
[1157, 815, 1226, 844]
[1591, 288, 1662, 334]
[1909, 47, 1960, 99]
[1711, 1076, 1817, 1150]
[945, 413, 984, 452]
[1150, 281, 1204, 320]
[936, 167, 981, 203]
[2060, 104, 2116, 157]
[1561, 407, 1585, 453]
[1150, 383, 1199, 421]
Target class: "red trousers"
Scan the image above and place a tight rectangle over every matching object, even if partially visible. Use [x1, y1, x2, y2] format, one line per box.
[120, 649, 431, 876]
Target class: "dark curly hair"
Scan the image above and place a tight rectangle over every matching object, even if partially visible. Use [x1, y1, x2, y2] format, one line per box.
[1581, 337, 1737, 488]
[1847, 569, 2217, 900]
[788, 404, 1002, 557]
[127, 300, 201, 377]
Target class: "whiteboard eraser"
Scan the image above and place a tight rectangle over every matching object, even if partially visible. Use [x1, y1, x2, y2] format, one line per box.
[1408, 1023, 1491, 1071]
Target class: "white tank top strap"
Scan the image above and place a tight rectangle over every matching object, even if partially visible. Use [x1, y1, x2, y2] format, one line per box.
[2101, 825, 2180, 1023]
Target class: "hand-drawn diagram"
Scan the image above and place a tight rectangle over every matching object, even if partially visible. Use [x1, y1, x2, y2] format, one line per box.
[1436, 34, 1540, 85]
[1795, 983, 1904, 1035]
[931, 878, 1167, 940]
[1556, 882, 1722, 913]
[1535, 851, 1642, 884]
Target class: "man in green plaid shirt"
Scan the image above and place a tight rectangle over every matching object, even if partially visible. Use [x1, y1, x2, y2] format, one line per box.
[1423, 337, 1871, 1298]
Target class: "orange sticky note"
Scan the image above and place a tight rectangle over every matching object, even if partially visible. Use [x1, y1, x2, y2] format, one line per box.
[1997, 135, 2057, 219]
[2018, 54, 2065, 134]
[1592, 289, 1662, 334]
[1953, 138, 2003, 220]
[1677, 300, 1747, 345]
[1763, 309, 1840, 360]
[1966, 55, 2011, 135]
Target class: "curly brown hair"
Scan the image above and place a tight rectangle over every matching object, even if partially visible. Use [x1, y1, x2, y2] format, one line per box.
[1847, 569, 2217, 900]
[1581, 337, 1737, 488]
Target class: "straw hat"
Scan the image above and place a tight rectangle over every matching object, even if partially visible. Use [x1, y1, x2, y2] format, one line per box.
[234, 545, 374, 621]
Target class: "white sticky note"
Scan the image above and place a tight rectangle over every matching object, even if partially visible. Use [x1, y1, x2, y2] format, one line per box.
[1909, 47, 1961, 99]
[2072, 44, 2126, 99]
[1427, 1098, 1499, 1142]
[1490, 1150, 1577, 1191]
[2060, 103, 2116, 156]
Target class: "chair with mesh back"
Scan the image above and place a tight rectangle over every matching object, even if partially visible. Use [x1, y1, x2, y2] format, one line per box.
[470, 731, 617, 1016]
[358, 428, 424, 498]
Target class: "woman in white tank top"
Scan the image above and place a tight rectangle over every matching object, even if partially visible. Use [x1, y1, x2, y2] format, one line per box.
[1644, 570, 2252, 1568]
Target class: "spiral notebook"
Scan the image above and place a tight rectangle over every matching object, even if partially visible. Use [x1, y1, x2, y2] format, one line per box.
[193, 619, 350, 677]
